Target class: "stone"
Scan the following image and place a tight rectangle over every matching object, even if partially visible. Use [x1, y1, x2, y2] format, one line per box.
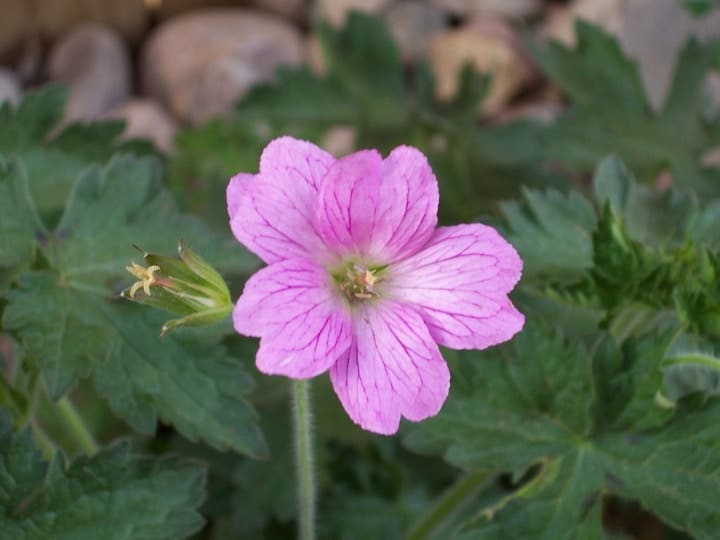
[316, 0, 392, 27]
[0, 0, 29, 62]
[107, 99, 179, 154]
[305, 35, 328, 75]
[321, 126, 357, 157]
[48, 24, 132, 122]
[386, 1, 447, 63]
[540, 0, 627, 46]
[428, 19, 535, 115]
[247, 0, 307, 22]
[430, 0, 542, 19]
[36, 0, 147, 45]
[141, 9, 303, 125]
[155, 0, 233, 20]
[0, 68, 21, 106]
[0, 0, 146, 61]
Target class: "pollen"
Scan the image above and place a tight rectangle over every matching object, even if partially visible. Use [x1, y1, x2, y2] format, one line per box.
[335, 262, 383, 302]
[125, 262, 161, 298]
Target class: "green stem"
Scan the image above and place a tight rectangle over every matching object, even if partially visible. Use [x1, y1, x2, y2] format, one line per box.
[292, 380, 316, 540]
[31, 421, 56, 457]
[406, 470, 491, 540]
[56, 396, 98, 456]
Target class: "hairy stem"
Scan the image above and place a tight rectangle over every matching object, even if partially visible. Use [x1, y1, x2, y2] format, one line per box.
[292, 379, 316, 540]
[406, 470, 491, 540]
[56, 396, 98, 456]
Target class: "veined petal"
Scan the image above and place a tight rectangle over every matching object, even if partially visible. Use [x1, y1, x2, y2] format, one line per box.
[233, 259, 352, 379]
[330, 301, 450, 435]
[388, 224, 524, 350]
[316, 146, 438, 263]
[227, 136, 335, 264]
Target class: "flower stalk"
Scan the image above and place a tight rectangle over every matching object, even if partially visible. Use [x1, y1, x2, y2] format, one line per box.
[56, 396, 98, 456]
[292, 379, 316, 540]
[405, 470, 491, 540]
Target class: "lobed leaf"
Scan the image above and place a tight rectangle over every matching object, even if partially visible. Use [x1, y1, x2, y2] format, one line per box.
[0, 412, 206, 540]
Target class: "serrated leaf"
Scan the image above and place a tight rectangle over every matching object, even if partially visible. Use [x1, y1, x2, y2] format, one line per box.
[0, 86, 154, 216]
[406, 322, 720, 539]
[0, 158, 40, 289]
[0, 412, 206, 540]
[535, 21, 720, 196]
[4, 272, 266, 458]
[239, 13, 405, 128]
[1, 154, 265, 456]
[500, 187, 596, 282]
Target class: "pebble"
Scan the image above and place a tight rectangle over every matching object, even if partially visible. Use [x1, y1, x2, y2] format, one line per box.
[48, 24, 132, 122]
[428, 19, 535, 115]
[141, 9, 303, 125]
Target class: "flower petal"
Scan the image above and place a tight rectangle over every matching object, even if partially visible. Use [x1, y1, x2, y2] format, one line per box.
[316, 146, 438, 263]
[227, 136, 335, 264]
[233, 259, 352, 379]
[388, 224, 524, 350]
[330, 301, 450, 435]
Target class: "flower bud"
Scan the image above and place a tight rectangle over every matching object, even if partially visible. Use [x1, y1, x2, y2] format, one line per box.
[121, 241, 232, 335]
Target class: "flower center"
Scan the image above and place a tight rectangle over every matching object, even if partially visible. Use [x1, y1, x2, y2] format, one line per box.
[333, 262, 385, 303]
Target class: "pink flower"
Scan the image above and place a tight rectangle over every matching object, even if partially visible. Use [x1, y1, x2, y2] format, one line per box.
[227, 137, 524, 435]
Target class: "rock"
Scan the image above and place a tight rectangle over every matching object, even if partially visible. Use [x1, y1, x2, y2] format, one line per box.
[428, 19, 535, 115]
[107, 99, 178, 154]
[429, 0, 542, 19]
[0, 68, 21, 106]
[321, 126, 357, 157]
[1, 0, 146, 60]
[316, 0, 392, 27]
[386, 1, 447, 63]
[541, 0, 627, 46]
[620, 0, 720, 109]
[305, 35, 328, 75]
[247, 0, 307, 22]
[0, 0, 29, 62]
[37, 0, 147, 45]
[48, 24, 132, 122]
[155, 0, 234, 20]
[141, 9, 303, 125]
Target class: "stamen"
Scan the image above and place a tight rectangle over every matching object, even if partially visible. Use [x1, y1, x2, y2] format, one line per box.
[335, 262, 383, 302]
[125, 262, 161, 297]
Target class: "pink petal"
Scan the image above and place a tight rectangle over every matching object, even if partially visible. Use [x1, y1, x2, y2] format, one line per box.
[227, 136, 335, 264]
[233, 259, 352, 379]
[330, 301, 450, 435]
[315, 146, 438, 263]
[388, 224, 524, 350]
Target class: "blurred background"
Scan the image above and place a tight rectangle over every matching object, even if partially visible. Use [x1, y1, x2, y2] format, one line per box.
[1, 0, 718, 154]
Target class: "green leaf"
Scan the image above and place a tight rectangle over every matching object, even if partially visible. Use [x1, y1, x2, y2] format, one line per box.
[1, 155, 265, 456]
[681, 0, 714, 17]
[0, 158, 40, 291]
[0, 412, 206, 540]
[500, 187, 597, 282]
[406, 322, 720, 539]
[3, 272, 266, 457]
[535, 21, 720, 196]
[0, 86, 154, 217]
[239, 13, 405, 128]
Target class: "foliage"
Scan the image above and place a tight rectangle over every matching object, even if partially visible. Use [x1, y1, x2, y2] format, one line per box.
[1, 10, 720, 540]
